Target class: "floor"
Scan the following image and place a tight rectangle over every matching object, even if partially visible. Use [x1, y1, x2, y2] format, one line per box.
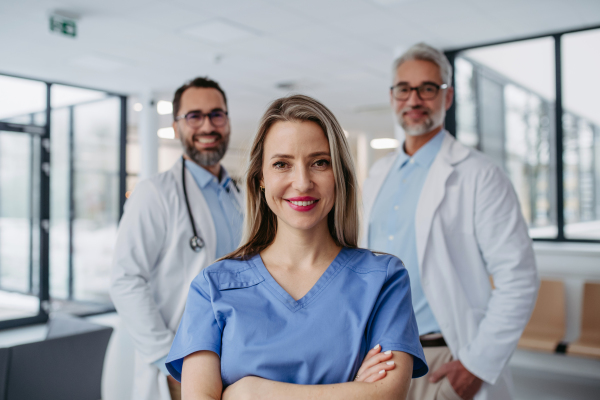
[512, 366, 600, 400]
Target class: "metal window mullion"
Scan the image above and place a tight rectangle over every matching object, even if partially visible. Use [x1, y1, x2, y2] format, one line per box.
[444, 51, 458, 137]
[68, 106, 74, 300]
[554, 35, 565, 240]
[39, 83, 51, 316]
[29, 116, 35, 294]
[119, 96, 127, 219]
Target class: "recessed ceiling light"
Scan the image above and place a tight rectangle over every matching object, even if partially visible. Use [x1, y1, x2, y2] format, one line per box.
[157, 101, 173, 115]
[370, 138, 399, 149]
[133, 103, 143, 112]
[183, 20, 256, 44]
[157, 127, 175, 139]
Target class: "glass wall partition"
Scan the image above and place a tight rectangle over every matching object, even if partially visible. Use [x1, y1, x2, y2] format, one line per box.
[562, 29, 600, 240]
[449, 26, 600, 243]
[0, 73, 126, 328]
[0, 75, 46, 325]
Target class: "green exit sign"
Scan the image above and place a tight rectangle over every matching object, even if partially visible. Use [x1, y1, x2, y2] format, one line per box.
[50, 15, 77, 38]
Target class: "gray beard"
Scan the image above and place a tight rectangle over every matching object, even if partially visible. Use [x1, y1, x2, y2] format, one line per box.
[181, 133, 229, 167]
[398, 106, 446, 137]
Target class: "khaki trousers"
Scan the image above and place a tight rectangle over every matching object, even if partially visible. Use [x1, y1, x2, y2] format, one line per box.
[167, 375, 182, 400]
[406, 346, 463, 400]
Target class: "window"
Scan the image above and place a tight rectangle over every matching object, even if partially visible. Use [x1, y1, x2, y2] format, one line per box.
[0, 74, 126, 328]
[448, 26, 600, 242]
[562, 29, 600, 240]
[50, 86, 122, 306]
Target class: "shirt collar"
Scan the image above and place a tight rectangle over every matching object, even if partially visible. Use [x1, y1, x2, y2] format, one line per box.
[396, 129, 445, 170]
[185, 159, 230, 189]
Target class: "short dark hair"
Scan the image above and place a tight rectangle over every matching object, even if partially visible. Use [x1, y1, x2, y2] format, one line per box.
[172, 77, 228, 121]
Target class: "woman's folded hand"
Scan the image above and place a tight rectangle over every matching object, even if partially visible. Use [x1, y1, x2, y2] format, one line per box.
[354, 344, 396, 383]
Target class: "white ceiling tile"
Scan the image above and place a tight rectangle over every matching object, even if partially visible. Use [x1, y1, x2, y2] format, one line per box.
[182, 19, 260, 44]
[125, 2, 217, 31]
[170, 0, 270, 16]
[273, 0, 379, 21]
[225, 4, 313, 35]
[69, 54, 130, 72]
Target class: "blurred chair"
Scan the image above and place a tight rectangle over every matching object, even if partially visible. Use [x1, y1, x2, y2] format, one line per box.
[567, 282, 600, 359]
[518, 279, 566, 352]
[3, 314, 112, 400]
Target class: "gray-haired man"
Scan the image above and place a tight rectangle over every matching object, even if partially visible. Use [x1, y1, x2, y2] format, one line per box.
[361, 43, 538, 400]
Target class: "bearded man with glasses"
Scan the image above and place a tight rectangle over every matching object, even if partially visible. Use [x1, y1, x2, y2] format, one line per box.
[362, 43, 538, 400]
[111, 77, 243, 400]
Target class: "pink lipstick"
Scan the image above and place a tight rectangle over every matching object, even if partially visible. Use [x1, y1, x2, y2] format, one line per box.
[285, 196, 319, 212]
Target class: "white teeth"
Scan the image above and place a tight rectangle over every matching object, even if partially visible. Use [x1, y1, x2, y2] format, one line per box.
[197, 136, 217, 144]
[290, 200, 315, 206]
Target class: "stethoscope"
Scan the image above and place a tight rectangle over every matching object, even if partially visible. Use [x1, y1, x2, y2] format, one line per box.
[181, 156, 240, 252]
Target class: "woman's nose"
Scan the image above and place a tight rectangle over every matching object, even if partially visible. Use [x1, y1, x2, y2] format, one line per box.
[292, 166, 313, 192]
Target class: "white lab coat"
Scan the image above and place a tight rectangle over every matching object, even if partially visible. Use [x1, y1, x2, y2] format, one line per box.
[361, 131, 538, 400]
[110, 158, 243, 400]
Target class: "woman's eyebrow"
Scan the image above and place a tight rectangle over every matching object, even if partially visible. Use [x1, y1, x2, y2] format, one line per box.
[270, 154, 294, 160]
[270, 152, 331, 160]
[309, 152, 331, 157]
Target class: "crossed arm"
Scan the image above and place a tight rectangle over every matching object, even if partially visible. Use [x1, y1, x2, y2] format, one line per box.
[181, 347, 412, 400]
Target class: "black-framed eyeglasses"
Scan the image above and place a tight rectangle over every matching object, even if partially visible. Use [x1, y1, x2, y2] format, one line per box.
[175, 110, 229, 128]
[390, 82, 448, 101]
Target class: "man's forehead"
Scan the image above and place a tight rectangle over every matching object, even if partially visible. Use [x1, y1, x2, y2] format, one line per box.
[394, 59, 443, 83]
[180, 87, 226, 111]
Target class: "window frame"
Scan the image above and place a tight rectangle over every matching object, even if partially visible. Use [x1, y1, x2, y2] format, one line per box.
[0, 72, 127, 329]
[444, 24, 600, 244]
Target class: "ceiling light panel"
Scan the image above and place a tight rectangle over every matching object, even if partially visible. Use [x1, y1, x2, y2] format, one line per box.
[371, 138, 399, 149]
[183, 20, 258, 44]
[157, 100, 173, 115]
[157, 127, 175, 139]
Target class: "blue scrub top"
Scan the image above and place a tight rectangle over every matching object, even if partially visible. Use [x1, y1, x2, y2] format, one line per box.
[166, 247, 428, 386]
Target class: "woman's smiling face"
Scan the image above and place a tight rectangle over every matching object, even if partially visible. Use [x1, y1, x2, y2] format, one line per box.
[260, 120, 335, 233]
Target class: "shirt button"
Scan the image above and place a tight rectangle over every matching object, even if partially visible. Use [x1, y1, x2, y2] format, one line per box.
[409, 159, 415, 164]
[388, 235, 394, 241]
[394, 205, 399, 210]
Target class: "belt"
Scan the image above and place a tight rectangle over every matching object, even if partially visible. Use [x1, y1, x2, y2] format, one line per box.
[419, 333, 447, 347]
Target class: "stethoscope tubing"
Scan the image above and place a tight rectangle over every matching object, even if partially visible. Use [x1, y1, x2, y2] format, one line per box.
[181, 156, 241, 252]
[182, 157, 205, 252]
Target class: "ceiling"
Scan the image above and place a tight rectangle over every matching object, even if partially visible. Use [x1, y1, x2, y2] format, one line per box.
[1, 0, 599, 147]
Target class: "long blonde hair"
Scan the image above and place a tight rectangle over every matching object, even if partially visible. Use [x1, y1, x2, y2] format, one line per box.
[224, 95, 359, 260]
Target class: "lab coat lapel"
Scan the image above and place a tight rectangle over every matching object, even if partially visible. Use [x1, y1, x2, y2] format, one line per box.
[415, 132, 468, 273]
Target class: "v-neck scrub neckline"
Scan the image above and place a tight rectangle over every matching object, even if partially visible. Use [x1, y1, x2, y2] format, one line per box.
[251, 247, 350, 312]
[166, 247, 428, 387]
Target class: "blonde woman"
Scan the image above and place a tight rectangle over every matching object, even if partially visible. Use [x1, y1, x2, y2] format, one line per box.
[166, 95, 427, 400]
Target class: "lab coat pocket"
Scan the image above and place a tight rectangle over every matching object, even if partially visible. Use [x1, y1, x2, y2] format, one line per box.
[441, 186, 474, 235]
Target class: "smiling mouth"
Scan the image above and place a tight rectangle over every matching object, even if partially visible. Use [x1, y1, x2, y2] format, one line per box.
[193, 134, 220, 145]
[288, 200, 318, 206]
[404, 109, 428, 118]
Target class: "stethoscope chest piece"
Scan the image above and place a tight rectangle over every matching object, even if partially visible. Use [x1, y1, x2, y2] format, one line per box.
[190, 236, 205, 252]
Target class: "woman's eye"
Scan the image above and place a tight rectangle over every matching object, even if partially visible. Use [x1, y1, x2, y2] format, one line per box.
[313, 159, 330, 168]
[273, 161, 288, 169]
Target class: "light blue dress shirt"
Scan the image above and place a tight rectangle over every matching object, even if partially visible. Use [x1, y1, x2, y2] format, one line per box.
[166, 248, 427, 385]
[154, 160, 244, 375]
[368, 131, 444, 336]
[184, 160, 244, 259]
